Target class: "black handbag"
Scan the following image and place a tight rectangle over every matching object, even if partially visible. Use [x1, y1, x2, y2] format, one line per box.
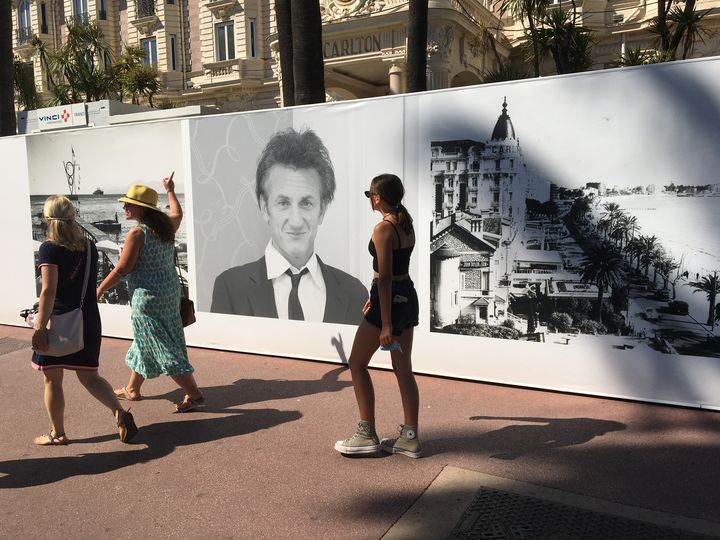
[174, 248, 196, 327]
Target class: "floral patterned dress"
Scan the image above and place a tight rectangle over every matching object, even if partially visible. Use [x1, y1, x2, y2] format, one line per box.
[124, 224, 192, 379]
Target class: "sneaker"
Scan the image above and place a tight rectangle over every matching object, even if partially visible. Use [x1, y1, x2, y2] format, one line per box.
[380, 425, 422, 458]
[334, 421, 380, 455]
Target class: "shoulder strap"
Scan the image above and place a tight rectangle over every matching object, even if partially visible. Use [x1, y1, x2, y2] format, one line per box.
[382, 217, 402, 246]
[79, 239, 91, 308]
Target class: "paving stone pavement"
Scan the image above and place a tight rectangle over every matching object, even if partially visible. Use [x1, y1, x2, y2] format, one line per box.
[2, 324, 720, 539]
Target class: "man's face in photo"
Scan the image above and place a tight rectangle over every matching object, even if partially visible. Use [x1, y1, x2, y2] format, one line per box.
[260, 164, 326, 269]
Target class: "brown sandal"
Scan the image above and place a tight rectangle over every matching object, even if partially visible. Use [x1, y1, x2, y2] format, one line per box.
[34, 432, 69, 446]
[115, 386, 142, 401]
[116, 409, 138, 443]
[175, 395, 205, 413]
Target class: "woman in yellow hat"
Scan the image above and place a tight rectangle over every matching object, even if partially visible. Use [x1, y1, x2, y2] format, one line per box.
[97, 176, 204, 412]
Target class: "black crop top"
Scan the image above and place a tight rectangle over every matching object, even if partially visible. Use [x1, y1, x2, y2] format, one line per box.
[368, 220, 414, 275]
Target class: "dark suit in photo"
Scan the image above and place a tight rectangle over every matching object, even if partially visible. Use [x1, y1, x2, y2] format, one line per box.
[211, 256, 368, 324]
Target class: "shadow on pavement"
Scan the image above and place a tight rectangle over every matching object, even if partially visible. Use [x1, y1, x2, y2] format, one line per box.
[147, 366, 352, 410]
[0, 407, 301, 489]
[428, 416, 626, 460]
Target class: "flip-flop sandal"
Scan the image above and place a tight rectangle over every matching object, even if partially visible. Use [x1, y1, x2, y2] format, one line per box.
[115, 386, 142, 401]
[175, 395, 205, 413]
[34, 432, 69, 446]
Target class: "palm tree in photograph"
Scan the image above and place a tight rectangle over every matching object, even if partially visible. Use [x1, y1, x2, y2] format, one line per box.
[689, 271, 720, 327]
[639, 234, 659, 276]
[625, 237, 643, 268]
[407, 0, 429, 92]
[0, 0, 16, 136]
[656, 257, 678, 291]
[581, 241, 626, 323]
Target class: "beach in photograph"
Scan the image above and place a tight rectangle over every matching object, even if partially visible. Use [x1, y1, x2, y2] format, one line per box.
[602, 193, 720, 324]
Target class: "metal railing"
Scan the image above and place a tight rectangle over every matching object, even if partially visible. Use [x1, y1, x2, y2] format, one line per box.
[136, 0, 156, 18]
[16, 26, 33, 45]
[72, 12, 90, 25]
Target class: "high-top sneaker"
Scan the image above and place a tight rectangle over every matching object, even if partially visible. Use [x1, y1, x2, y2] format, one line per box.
[380, 424, 421, 458]
[334, 420, 381, 455]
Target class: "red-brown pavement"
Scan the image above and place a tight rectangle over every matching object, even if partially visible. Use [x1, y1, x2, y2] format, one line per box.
[1, 323, 720, 539]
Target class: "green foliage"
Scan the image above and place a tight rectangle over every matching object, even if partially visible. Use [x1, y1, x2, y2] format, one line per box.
[13, 57, 40, 110]
[535, 8, 594, 74]
[28, 22, 160, 107]
[481, 63, 528, 83]
[648, 0, 711, 61]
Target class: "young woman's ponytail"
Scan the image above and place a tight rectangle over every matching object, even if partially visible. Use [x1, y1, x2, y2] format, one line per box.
[396, 203, 414, 235]
[370, 174, 414, 234]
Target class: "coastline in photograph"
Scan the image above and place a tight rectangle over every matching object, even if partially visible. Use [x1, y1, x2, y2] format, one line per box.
[31, 192, 187, 305]
[430, 98, 720, 359]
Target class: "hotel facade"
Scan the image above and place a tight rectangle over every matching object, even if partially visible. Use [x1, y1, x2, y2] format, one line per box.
[11, 0, 720, 113]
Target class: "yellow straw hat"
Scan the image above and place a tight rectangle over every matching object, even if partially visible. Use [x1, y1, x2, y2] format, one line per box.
[118, 184, 161, 212]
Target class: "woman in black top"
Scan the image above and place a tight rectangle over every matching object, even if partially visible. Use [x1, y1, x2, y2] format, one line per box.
[30, 195, 137, 445]
[335, 174, 421, 458]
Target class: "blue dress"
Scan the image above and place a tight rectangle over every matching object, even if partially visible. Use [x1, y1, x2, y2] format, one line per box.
[124, 224, 193, 379]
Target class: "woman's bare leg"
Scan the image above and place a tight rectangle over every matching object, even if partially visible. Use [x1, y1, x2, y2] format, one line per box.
[348, 321, 381, 422]
[41, 368, 65, 435]
[390, 328, 418, 426]
[77, 370, 123, 416]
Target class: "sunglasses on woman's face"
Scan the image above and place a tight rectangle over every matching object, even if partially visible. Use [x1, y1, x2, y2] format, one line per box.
[364, 190, 376, 198]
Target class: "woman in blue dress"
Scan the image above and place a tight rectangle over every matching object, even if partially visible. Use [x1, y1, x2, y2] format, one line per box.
[96, 177, 204, 412]
[31, 195, 138, 445]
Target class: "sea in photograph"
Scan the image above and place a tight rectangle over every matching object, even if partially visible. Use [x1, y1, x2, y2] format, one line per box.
[30, 193, 187, 248]
[602, 193, 720, 325]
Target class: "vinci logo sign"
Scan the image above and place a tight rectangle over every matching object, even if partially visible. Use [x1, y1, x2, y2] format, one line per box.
[37, 104, 88, 131]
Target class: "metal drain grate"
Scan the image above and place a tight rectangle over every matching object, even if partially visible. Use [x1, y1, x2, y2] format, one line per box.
[448, 487, 715, 540]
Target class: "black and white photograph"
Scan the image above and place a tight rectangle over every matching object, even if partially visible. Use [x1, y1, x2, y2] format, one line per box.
[426, 71, 720, 359]
[190, 100, 406, 325]
[26, 121, 187, 305]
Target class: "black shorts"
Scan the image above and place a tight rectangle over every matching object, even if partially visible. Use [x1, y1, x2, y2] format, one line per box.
[364, 278, 419, 336]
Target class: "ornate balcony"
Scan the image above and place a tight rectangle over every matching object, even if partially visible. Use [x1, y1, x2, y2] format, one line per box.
[131, 0, 160, 35]
[16, 26, 33, 46]
[206, 0, 237, 19]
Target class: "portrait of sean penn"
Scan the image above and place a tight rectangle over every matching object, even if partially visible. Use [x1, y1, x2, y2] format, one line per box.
[210, 128, 368, 324]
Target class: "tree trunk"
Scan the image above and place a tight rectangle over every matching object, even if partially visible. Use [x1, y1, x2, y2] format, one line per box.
[290, 2, 325, 105]
[596, 286, 604, 323]
[526, 5, 541, 77]
[275, 0, 294, 107]
[407, 0, 428, 92]
[707, 293, 715, 327]
[0, 0, 17, 136]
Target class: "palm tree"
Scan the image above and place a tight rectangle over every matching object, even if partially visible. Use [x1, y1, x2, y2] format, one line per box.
[650, 0, 711, 61]
[13, 57, 41, 110]
[498, 0, 549, 77]
[535, 8, 593, 74]
[0, 0, 16, 136]
[481, 63, 528, 83]
[290, 2, 325, 104]
[625, 237, 643, 268]
[689, 271, 720, 327]
[275, 0, 294, 106]
[407, 0, 429, 92]
[581, 241, 626, 323]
